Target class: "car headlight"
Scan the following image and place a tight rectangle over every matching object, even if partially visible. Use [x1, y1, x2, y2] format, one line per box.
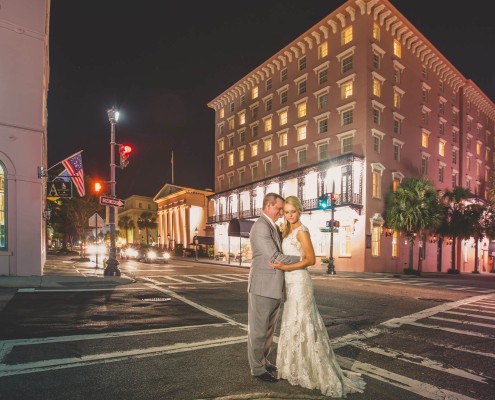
[147, 250, 157, 259]
[87, 245, 97, 255]
[163, 252, 171, 260]
[97, 244, 107, 255]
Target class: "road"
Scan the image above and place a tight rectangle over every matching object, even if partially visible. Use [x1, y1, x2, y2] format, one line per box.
[0, 257, 493, 399]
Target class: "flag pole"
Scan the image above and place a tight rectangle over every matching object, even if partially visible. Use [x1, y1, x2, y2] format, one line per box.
[47, 150, 84, 171]
[171, 151, 174, 184]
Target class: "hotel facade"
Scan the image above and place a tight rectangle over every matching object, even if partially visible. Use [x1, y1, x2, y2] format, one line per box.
[207, 0, 495, 273]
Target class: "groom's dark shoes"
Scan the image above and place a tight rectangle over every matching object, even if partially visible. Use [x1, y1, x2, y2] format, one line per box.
[255, 371, 278, 383]
[266, 364, 278, 373]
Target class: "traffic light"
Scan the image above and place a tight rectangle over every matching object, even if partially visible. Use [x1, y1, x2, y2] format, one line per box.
[318, 194, 329, 210]
[119, 144, 133, 168]
[94, 181, 103, 192]
[330, 193, 338, 207]
[332, 220, 340, 228]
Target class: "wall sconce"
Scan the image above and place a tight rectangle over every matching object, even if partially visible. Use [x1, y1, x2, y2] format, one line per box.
[383, 227, 393, 237]
[429, 234, 437, 243]
[445, 237, 453, 245]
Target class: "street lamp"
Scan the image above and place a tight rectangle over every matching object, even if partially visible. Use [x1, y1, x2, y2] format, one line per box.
[194, 227, 199, 261]
[104, 106, 121, 276]
[327, 181, 337, 275]
[158, 234, 161, 249]
[167, 234, 171, 250]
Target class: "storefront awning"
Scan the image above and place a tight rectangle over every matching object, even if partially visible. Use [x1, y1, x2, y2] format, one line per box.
[228, 218, 255, 238]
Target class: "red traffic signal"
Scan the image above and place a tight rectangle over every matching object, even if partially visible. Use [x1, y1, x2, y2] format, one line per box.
[119, 144, 133, 168]
[94, 182, 103, 192]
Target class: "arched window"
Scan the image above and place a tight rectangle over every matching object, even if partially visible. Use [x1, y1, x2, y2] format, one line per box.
[0, 162, 6, 249]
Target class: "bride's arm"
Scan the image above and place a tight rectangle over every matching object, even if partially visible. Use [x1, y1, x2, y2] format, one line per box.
[270, 231, 316, 271]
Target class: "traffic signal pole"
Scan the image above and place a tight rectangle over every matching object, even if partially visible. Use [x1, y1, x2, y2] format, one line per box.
[104, 107, 121, 277]
[327, 181, 336, 275]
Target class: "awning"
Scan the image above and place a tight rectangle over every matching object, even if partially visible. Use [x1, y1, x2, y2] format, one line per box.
[198, 236, 214, 245]
[228, 218, 255, 238]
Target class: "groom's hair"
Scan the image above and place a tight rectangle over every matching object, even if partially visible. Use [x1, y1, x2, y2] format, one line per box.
[263, 192, 284, 209]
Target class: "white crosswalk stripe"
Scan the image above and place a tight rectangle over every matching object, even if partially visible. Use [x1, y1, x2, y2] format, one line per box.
[144, 273, 250, 285]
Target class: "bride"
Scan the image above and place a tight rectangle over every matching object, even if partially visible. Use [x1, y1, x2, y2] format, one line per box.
[269, 196, 366, 397]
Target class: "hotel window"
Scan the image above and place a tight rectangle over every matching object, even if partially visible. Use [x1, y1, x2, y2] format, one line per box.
[466, 178, 471, 191]
[476, 162, 481, 178]
[422, 108, 430, 125]
[317, 143, 328, 161]
[251, 105, 258, 119]
[341, 26, 353, 45]
[439, 80, 444, 92]
[265, 97, 272, 111]
[371, 163, 385, 199]
[279, 131, 288, 147]
[238, 111, 246, 125]
[266, 78, 272, 91]
[341, 55, 353, 73]
[392, 231, 399, 258]
[372, 225, 381, 256]
[218, 139, 225, 151]
[393, 92, 401, 108]
[279, 154, 288, 172]
[263, 137, 272, 152]
[219, 124, 224, 136]
[342, 109, 353, 126]
[421, 65, 428, 79]
[372, 105, 381, 125]
[264, 160, 272, 177]
[251, 165, 258, 180]
[228, 135, 234, 148]
[476, 141, 482, 156]
[341, 80, 353, 99]
[252, 86, 258, 99]
[250, 142, 258, 157]
[318, 42, 328, 59]
[421, 154, 429, 175]
[393, 39, 401, 58]
[373, 77, 382, 97]
[298, 79, 307, 95]
[452, 148, 457, 164]
[298, 56, 306, 71]
[393, 66, 402, 84]
[439, 139, 446, 157]
[239, 147, 245, 162]
[228, 174, 234, 188]
[280, 68, 288, 82]
[230, 103, 235, 112]
[393, 143, 400, 161]
[452, 129, 458, 143]
[421, 130, 429, 148]
[338, 133, 354, 154]
[467, 136, 472, 150]
[372, 53, 381, 69]
[439, 120, 445, 135]
[439, 100, 445, 115]
[392, 177, 400, 192]
[297, 148, 307, 167]
[451, 173, 457, 188]
[466, 155, 471, 170]
[467, 118, 472, 131]
[486, 147, 491, 161]
[240, 95, 246, 107]
[228, 118, 235, 130]
[296, 124, 307, 141]
[373, 23, 380, 40]
[280, 89, 288, 104]
[218, 156, 224, 171]
[0, 163, 6, 249]
[227, 151, 234, 167]
[373, 135, 381, 153]
[422, 84, 430, 103]
[297, 101, 307, 118]
[439, 165, 445, 182]
[317, 117, 328, 134]
[218, 177, 224, 191]
[318, 68, 328, 85]
[452, 109, 458, 124]
[317, 92, 328, 110]
[251, 124, 258, 137]
[279, 109, 288, 125]
[264, 117, 272, 132]
[219, 108, 225, 118]
[393, 116, 402, 135]
[238, 169, 245, 185]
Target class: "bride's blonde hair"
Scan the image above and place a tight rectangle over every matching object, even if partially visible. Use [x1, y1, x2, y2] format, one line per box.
[281, 196, 303, 238]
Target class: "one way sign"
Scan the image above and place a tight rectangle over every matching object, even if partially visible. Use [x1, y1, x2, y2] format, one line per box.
[100, 195, 125, 208]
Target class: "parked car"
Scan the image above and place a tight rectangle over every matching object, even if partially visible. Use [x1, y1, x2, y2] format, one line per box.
[136, 245, 171, 264]
[122, 244, 140, 260]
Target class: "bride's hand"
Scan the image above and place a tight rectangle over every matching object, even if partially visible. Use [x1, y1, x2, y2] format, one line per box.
[269, 259, 287, 270]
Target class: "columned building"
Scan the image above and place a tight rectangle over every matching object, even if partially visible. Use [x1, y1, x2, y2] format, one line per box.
[0, 1, 50, 276]
[207, 0, 495, 273]
[118, 195, 158, 245]
[154, 184, 213, 253]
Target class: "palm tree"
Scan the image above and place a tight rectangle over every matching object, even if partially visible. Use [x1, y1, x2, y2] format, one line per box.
[440, 187, 472, 273]
[465, 202, 489, 273]
[118, 215, 135, 245]
[385, 177, 442, 275]
[137, 211, 158, 245]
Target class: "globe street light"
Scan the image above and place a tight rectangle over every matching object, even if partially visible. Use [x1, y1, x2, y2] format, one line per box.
[104, 106, 121, 276]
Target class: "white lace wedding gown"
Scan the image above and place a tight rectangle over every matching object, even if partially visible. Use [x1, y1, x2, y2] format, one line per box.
[276, 224, 366, 397]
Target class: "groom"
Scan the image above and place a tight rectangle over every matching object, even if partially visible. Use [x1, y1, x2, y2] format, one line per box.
[247, 192, 300, 383]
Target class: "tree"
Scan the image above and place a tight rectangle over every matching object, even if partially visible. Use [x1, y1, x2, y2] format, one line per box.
[137, 211, 157, 245]
[118, 215, 135, 245]
[440, 187, 473, 273]
[385, 177, 442, 275]
[465, 202, 490, 273]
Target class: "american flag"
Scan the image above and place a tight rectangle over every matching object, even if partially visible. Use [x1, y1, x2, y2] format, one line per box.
[62, 152, 85, 197]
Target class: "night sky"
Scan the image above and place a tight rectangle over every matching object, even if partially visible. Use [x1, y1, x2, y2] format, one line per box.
[47, 0, 495, 199]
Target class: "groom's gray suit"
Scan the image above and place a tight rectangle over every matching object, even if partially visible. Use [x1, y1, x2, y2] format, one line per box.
[247, 213, 300, 376]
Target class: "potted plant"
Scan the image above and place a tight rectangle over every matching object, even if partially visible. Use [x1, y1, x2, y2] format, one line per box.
[321, 257, 330, 266]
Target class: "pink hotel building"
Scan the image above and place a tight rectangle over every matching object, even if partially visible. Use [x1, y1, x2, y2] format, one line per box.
[206, 0, 495, 273]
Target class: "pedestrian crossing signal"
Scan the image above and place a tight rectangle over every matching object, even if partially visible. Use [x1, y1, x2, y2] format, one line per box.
[119, 145, 132, 168]
[318, 195, 329, 210]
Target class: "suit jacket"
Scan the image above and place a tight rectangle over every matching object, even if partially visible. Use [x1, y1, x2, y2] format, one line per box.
[248, 214, 300, 300]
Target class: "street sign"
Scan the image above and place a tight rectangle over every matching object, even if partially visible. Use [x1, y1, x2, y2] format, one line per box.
[88, 213, 105, 228]
[47, 180, 72, 198]
[320, 228, 339, 233]
[99, 196, 125, 208]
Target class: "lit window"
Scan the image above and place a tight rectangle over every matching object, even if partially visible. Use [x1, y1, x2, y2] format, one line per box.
[422, 131, 429, 148]
[297, 101, 307, 118]
[251, 143, 258, 157]
[297, 125, 306, 141]
[373, 78, 381, 97]
[439, 140, 446, 157]
[218, 139, 224, 151]
[264, 118, 272, 132]
[238, 112, 246, 125]
[393, 39, 401, 58]
[264, 138, 272, 152]
[342, 26, 353, 45]
[279, 110, 288, 125]
[476, 141, 482, 155]
[372, 171, 381, 198]
[252, 86, 258, 99]
[219, 108, 225, 118]
[318, 42, 328, 59]
[393, 92, 401, 108]
[372, 225, 380, 256]
[373, 23, 380, 41]
[341, 81, 353, 99]
[239, 148, 245, 162]
[228, 152, 234, 167]
[392, 231, 399, 257]
[279, 132, 288, 147]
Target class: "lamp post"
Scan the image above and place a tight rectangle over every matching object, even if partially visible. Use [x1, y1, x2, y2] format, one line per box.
[327, 181, 336, 275]
[104, 106, 121, 276]
[194, 227, 199, 261]
[167, 234, 171, 250]
[158, 234, 161, 249]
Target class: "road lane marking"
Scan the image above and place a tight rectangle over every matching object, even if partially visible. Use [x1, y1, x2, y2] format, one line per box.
[442, 310, 495, 321]
[428, 316, 495, 329]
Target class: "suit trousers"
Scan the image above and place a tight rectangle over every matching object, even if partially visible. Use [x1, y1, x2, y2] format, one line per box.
[247, 292, 282, 376]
